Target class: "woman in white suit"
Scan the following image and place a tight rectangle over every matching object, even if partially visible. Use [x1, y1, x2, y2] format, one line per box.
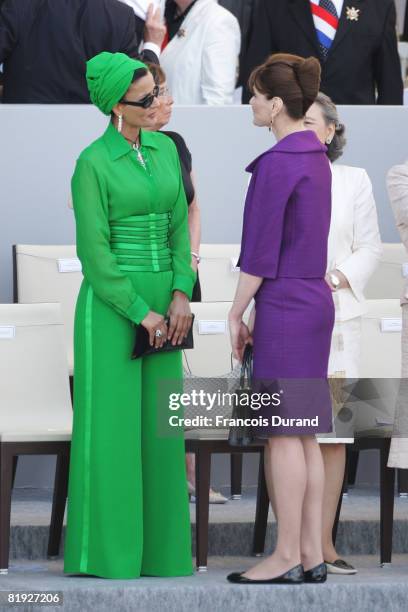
[387, 161, 408, 469]
[161, 0, 241, 105]
[304, 93, 382, 574]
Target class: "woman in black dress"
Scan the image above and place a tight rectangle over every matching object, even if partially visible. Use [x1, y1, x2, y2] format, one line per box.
[147, 63, 228, 504]
[147, 62, 201, 302]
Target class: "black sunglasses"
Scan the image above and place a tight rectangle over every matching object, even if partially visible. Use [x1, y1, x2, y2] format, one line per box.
[120, 85, 159, 109]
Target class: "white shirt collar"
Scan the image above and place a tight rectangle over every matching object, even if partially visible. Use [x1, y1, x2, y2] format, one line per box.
[332, 0, 345, 18]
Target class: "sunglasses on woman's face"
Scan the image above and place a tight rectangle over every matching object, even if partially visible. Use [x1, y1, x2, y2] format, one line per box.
[120, 85, 160, 109]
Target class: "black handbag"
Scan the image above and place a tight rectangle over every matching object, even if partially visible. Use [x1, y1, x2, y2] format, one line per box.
[228, 343, 254, 447]
[131, 314, 195, 359]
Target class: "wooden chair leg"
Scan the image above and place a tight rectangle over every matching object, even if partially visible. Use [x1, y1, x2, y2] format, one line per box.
[11, 456, 18, 489]
[252, 450, 269, 556]
[230, 453, 243, 499]
[0, 445, 14, 574]
[332, 446, 349, 544]
[380, 440, 395, 565]
[195, 446, 211, 571]
[47, 446, 70, 558]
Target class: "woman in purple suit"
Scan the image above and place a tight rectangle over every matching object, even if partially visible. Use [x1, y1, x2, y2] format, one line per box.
[228, 53, 335, 585]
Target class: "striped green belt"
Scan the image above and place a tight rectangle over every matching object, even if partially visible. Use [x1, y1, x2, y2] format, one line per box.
[110, 212, 172, 272]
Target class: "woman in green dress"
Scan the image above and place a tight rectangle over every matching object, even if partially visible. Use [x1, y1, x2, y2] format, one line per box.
[63, 52, 196, 579]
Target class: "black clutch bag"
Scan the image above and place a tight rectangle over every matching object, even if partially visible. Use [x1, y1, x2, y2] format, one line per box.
[131, 314, 195, 359]
[228, 343, 254, 447]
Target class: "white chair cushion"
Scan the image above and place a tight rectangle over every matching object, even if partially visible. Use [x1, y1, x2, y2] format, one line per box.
[15, 245, 82, 375]
[0, 303, 72, 437]
[365, 243, 407, 300]
[198, 244, 240, 302]
[360, 299, 402, 378]
[0, 431, 71, 442]
[184, 429, 229, 440]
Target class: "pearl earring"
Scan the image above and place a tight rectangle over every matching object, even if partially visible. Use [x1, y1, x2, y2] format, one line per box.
[326, 137, 332, 144]
[118, 114, 123, 133]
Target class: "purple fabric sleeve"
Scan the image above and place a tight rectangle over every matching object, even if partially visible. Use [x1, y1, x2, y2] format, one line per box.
[239, 153, 299, 279]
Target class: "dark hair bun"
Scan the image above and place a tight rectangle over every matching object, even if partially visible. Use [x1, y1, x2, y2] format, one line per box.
[295, 57, 321, 113]
[248, 53, 322, 120]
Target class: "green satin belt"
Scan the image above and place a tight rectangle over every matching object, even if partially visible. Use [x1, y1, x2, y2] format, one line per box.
[110, 212, 172, 272]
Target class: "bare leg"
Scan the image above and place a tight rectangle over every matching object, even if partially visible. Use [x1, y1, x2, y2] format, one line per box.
[320, 443, 346, 562]
[300, 436, 325, 571]
[264, 447, 277, 519]
[185, 452, 224, 500]
[186, 452, 195, 486]
[243, 436, 306, 579]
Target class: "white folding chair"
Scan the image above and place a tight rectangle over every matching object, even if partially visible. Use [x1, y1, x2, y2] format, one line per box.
[350, 298, 402, 434]
[360, 299, 402, 378]
[345, 299, 402, 565]
[13, 244, 83, 377]
[365, 243, 407, 300]
[185, 301, 238, 378]
[0, 303, 72, 573]
[198, 244, 240, 302]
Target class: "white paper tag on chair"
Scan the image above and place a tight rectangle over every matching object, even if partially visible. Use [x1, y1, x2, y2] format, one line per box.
[198, 320, 227, 335]
[402, 263, 408, 278]
[375, 416, 394, 427]
[57, 258, 82, 273]
[0, 326, 15, 339]
[380, 317, 402, 332]
[230, 257, 240, 272]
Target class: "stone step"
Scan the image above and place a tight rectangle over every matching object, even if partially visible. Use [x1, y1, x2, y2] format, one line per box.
[9, 487, 408, 560]
[7, 520, 408, 561]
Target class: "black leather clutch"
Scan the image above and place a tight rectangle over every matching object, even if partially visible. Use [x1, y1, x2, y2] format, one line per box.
[131, 314, 195, 359]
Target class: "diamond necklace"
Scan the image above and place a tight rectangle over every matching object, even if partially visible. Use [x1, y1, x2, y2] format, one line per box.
[124, 135, 147, 170]
[133, 142, 147, 170]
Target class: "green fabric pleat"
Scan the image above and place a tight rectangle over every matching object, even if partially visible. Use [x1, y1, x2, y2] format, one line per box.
[117, 264, 172, 272]
[79, 284, 93, 573]
[110, 213, 171, 272]
[111, 242, 166, 251]
[117, 213, 170, 222]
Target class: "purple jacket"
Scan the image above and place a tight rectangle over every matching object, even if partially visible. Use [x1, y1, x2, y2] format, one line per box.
[238, 130, 332, 279]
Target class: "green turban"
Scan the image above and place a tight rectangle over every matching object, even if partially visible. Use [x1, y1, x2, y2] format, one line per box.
[86, 52, 148, 115]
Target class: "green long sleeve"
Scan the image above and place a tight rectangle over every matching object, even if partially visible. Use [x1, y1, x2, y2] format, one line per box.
[72, 157, 150, 324]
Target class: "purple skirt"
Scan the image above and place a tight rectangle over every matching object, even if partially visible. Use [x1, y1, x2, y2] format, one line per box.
[251, 277, 335, 437]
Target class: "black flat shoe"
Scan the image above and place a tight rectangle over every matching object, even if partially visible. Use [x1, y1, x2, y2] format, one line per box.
[227, 564, 304, 584]
[304, 562, 327, 583]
